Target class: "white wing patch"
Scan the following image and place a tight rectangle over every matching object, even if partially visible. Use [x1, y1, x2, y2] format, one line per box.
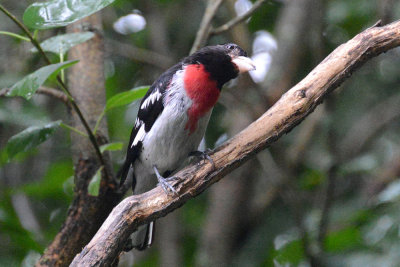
[134, 117, 140, 126]
[141, 89, 162, 109]
[131, 121, 146, 148]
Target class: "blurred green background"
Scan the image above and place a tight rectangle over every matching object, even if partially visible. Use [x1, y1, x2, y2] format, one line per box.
[1, 0, 400, 266]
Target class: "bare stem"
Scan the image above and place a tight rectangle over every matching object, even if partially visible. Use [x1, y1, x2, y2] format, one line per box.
[107, 40, 173, 69]
[0, 30, 30, 41]
[211, 0, 267, 35]
[0, 86, 70, 105]
[190, 0, 225, 54]
[60, 122, 89, 137]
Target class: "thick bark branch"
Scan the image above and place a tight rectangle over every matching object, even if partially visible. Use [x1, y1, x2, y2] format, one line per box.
[71, 20, 400, 266]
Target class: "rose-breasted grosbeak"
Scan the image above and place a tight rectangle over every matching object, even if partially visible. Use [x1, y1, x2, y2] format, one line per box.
[119, 43, 255, 250]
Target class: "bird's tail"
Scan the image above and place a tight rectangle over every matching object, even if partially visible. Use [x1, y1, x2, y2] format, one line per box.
[135, 221, 154, 250]
[120, 162, 156, 250]
[117, 159, 131, 187]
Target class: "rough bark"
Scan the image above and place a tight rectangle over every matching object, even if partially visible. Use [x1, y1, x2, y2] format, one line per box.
[70, 19, 400, 266]
[36, 14, 123, 267]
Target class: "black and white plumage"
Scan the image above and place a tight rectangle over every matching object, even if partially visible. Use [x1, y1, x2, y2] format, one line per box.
[118, 43, 255, 250]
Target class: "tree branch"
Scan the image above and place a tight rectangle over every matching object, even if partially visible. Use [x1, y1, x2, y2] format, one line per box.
[210, 0, 267, 36]
[338, 92, 400, 161]
[190, 0, 225, 54]
[0, 86, 70, 105]
[106, 40, 174, 69]
[71, 20, 400, 266]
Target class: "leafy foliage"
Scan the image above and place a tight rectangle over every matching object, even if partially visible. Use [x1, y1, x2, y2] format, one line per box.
[4, 121, 61, 161]
[32, 32, 95, 54]
[23, 0, 116, 29]
[100, 142, 123, 153]
[105, 86, 149, 111]
[88, 167, 103, 197]
[6, 61, 78, 99]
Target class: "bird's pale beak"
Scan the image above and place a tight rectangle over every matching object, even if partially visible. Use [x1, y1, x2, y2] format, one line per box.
[232, 56, 256, 73]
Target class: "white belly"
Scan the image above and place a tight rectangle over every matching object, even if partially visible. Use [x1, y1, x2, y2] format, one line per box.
[133, 108, 211, 194]
[137, 108, 211, 173]
[132, 68, 213, 194]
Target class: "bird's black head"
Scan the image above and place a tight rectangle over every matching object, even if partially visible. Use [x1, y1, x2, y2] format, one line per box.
[223, 43, 248, 57]
[184, 43, 255, 89]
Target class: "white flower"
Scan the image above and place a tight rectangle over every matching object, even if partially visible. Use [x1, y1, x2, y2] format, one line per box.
[234, 0, 253, 16]
[249, 31, 278, 83]
[113, 13, 146, 35]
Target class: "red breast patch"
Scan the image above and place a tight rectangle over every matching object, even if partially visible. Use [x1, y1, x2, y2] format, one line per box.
[184, 64, 220, 134]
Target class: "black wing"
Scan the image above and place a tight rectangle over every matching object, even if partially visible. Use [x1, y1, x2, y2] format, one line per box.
[118, 63, 183, 187]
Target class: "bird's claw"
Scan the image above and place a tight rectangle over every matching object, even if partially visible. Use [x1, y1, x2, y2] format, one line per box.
[189, 149, 215, 169]
[153, 166, 178, 195]
[159, 178, 178, 195]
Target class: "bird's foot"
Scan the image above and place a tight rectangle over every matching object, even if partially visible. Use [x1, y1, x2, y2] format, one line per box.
[122, 237, 134, 252]
[189, 149, 215, 169]
[153, 166, 178, 195]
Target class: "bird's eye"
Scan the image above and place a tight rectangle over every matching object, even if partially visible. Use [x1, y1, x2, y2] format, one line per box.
[226, 44, 235, 50]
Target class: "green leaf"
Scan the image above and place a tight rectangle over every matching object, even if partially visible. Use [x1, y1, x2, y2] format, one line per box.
[100, 142, 123, 153]
[7, 60, 78, 100]
[23, 0, 116, 29]
[88, 167, 103, 196]
[324, 226, 362, 252]
[31, 32, 94, 54]
[274, 239, 305, 266]
[5, 121, 61, 161]
[105, 86, 149, 111]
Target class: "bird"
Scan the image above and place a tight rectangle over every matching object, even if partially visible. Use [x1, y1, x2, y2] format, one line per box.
[118, 43, 255, 250]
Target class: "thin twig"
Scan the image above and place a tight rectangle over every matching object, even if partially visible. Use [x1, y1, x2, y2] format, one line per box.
[60, 122, 89, 137]
[0, 30, 30, 41]
[211, 0, 267, 35]
[317, 97, 338, 250]
[317, 164, 337, 247]
[107, 40, 174, 69]
[338, 92, 400, 161]
[0, 4, 50, 65]
[0, 86, 70, 105]
[190, 0, 225, 54]
[0, 4, 106, 167]
[38, 86, 70, 104]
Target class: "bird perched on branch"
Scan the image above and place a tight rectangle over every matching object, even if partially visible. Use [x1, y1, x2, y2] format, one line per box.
[119, 43, 255, 250]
